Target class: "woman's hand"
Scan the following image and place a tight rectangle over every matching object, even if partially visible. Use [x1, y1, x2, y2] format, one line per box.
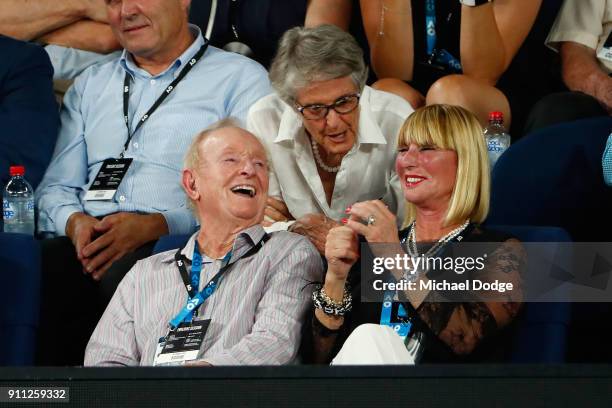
[325, 226, 359, 285]
[265, 197, 293, 222]
[344, 200, 401, 245]
[344, 200, 402, 260]
[291, 214, 339, 255]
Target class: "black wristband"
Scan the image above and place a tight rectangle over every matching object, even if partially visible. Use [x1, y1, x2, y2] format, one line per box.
[312, 313, 342, 338]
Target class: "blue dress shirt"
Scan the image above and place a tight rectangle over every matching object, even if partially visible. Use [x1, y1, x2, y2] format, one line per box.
[36, 26, 271, 236]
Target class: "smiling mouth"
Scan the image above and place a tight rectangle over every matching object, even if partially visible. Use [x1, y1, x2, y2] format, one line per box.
[326, 132, 346, 142]
[405, 176, 426, 187]
[230, 185, 256, 198]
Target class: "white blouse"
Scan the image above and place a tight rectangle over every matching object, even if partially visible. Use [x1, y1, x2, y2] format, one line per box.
[247, 86, 414, 224]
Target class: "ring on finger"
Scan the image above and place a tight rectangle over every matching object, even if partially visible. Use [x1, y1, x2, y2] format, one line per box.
[366, 214, 376, 226]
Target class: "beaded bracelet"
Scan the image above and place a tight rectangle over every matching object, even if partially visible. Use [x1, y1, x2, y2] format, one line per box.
[312, 284, 352, 316]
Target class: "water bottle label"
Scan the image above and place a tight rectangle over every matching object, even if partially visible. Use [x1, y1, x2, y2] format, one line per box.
[3, 199, 15, 221]
[26, 199, 34, 213]
[487, 139, 505, 153]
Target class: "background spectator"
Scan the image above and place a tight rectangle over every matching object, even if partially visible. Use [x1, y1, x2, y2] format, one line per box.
[525, 0, 611, 132]
[247, 25, 413, 254]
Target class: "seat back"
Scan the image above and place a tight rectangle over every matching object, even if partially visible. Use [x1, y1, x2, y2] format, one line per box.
[489, 117, 612, 241]
[0, 233, 41, 366]
[153, 234, 191, 254]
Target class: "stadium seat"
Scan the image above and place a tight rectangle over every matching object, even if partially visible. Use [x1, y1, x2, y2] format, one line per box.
[489, 116, 612, 242]
[153, 234, 191, 254]
[0, 233, 41, 366]
[488, 225, 572, 363]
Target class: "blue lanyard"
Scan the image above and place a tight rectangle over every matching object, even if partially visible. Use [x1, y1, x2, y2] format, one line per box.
[424, 0, 462, 73]
[380, 291, 412, 340]
[170, 233, 269, 330]
[171, 246, 232, 328]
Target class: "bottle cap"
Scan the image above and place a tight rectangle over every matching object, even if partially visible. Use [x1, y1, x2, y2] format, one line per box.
[489, 111, 504, 121]
[9, 165, 25, 176]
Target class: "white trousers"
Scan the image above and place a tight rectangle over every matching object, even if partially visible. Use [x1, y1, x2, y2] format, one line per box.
[331, 324, 418, 365]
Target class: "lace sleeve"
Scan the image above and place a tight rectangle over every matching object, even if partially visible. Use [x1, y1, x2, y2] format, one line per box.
[415, 238, 525, 355]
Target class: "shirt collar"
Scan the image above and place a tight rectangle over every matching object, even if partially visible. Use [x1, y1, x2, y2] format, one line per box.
[161, 224, 267, 263]
[273, 86, 387, 146]
[119, 24, 206, 80]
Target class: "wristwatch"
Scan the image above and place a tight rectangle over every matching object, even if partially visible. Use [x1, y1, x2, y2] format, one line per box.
[459, 0, 493, 6]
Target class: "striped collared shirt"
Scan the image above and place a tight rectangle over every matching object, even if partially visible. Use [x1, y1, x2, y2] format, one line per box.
[85, 225, 323, 366]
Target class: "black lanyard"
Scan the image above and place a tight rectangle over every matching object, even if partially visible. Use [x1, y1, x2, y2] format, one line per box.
[121, 42, 209, 157]
[174, 233, 270, 301]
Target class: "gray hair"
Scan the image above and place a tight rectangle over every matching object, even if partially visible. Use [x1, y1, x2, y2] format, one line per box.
[184, 117, 244, 171]
[269, 25, 368, 106]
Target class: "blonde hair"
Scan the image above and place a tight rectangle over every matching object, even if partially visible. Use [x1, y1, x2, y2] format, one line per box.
[397, 104, 490, 228]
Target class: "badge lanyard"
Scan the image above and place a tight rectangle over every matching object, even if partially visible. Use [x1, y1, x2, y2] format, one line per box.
[380, 291, 412, 339]
[379, 224, 471, 339]
[169, 233, 270, 330]
[425, 0, 462, 73]
[120, 42, 209, 158]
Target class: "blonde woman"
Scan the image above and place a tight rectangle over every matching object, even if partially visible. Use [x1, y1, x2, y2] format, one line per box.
[307, 105, 524, 364]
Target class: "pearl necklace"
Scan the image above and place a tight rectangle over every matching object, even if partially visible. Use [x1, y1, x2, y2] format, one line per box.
[310, 138, 341, 173]
[405, 219, 471, 259]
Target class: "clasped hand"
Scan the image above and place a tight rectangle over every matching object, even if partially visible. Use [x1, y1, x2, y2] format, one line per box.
[325, 200, 401, 281]
[67, 212, 167, 280]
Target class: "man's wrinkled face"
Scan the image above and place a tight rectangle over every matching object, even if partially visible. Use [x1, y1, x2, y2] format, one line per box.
[106, 0, 189, 58]
[194, 128, 269, 225]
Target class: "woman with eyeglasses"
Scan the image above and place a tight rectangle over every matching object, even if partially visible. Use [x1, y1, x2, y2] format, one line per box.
[247, 25, 414, 254]
[304, 105, 523, 364]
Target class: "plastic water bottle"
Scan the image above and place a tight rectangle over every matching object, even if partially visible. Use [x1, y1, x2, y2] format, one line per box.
[484, 111, 511, 171]
[3, 166, 35, 235]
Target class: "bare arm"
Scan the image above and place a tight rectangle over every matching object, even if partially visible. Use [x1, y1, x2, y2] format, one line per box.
[305, 0, 352, 30]
[560, 42, 612, 113]
[460, 0, 542, 85]
[360, 0, 414, 80]
[0, 0, 107, 41]
[39, 20, 120, 53]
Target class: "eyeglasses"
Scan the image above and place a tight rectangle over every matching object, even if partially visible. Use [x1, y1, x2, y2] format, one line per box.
[295, 93, 361, 120]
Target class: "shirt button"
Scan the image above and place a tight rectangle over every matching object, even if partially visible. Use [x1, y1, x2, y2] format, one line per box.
[119, 195, 126, 202]
[150, 79, 156, 85]
[133, 142, 139, 149]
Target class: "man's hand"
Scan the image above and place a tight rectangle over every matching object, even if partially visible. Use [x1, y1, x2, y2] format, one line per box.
[80, 212, 168, 280]
[66, 212, 100, 262]
[290, 214, 339, 255]
[84, 0, 109, 22]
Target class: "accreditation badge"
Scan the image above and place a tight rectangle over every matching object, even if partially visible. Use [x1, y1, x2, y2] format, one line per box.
[83, 158, 133, 201]
[153, 318, 211, 366]
[597, 32, 612, 63]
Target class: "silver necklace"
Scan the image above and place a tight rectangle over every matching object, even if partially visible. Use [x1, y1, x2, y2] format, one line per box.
[310, 138, 341, 173]
[406, 219, 471, 259]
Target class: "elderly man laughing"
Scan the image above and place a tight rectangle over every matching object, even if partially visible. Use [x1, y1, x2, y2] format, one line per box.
[85, 119, 322, 366]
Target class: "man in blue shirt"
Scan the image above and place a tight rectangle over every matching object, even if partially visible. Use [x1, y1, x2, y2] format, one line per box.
[35, 0, 270, 365]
